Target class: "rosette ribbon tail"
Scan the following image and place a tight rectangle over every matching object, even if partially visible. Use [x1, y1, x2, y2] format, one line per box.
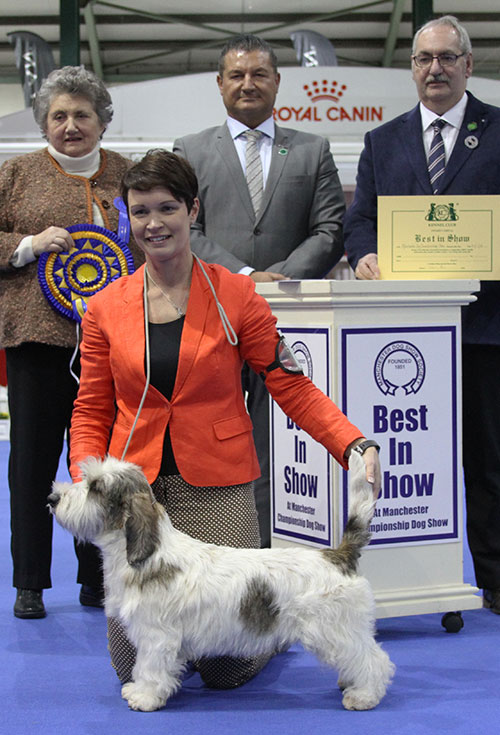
[72, 296, 88, 323]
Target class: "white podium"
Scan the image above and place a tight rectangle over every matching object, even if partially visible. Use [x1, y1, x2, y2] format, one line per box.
[257, 279, 482, 626]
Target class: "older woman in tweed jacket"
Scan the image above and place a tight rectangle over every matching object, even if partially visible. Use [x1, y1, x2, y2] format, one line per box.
[0, 66, 143, 619]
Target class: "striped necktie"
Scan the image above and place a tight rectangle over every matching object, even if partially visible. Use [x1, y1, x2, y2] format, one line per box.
[243, 129, 264, 216]
[428, 118, 446, 194]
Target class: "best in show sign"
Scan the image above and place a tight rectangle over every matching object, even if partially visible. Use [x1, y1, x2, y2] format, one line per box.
[340, 325, 459, 547]
[271, 326, 332, 547]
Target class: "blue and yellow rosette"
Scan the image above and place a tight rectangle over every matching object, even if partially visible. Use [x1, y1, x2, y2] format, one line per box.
[38, 224, 135, 322]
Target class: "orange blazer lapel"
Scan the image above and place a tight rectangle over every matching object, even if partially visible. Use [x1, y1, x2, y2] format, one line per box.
[119, 265, 148, 386]
[171, 259, 211, 400]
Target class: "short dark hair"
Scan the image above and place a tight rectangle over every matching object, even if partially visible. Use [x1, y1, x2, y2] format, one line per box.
[218, 34, 278, 76]
[121, 149, 198, 213]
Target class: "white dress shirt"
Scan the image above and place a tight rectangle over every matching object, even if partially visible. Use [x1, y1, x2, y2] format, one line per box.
[226, 116, 275, 187]
[420, 92, 468, 164]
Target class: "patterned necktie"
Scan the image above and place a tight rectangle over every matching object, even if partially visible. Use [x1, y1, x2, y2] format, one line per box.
[243, 129, 264, 216]
[428, 118, 446, 194]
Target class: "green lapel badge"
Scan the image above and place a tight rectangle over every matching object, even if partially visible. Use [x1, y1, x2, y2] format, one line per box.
[467, 122, 478, 131]
[278, 148, 288, 155]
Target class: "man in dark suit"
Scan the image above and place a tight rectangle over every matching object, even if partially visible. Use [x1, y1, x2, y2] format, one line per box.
[174, 34, 345, 546]
[344, 15, 500, 614]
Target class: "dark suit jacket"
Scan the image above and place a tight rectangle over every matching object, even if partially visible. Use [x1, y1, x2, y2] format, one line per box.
[173, 123, 345, 279]
[70, 259, 361, 485]
[344, 92, 500, 345]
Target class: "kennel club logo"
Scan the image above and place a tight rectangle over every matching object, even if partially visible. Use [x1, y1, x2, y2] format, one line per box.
[273, 80, 384, 124]
[374, 341, 425, 396]
[425, 202, 459, 221]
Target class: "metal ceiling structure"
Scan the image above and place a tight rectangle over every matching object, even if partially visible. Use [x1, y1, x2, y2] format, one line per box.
[1, 0, 500, 84]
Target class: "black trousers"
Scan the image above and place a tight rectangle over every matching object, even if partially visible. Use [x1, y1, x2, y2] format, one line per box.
[242, 364, 271, 548]
[6, 343, 103, 590]
[462, 343, 500, 591]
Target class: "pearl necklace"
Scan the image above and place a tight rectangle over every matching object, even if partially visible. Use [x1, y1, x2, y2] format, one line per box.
[146, 269, 188, 317]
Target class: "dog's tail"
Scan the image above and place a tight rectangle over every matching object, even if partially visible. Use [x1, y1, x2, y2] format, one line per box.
[322, 450, 376, 575]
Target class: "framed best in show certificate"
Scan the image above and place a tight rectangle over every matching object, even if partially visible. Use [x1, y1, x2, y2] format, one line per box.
[378, 195, 500, 280]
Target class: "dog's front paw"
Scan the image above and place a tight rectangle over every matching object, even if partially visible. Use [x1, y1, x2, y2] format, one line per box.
[342, 687, 380, 711]
[121, 682, 166, 712]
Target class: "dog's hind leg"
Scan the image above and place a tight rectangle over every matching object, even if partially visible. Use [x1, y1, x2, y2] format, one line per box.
[121, 627, 185, 712]
[305, 629, 393, 710]
[300, 595, 394, 711]
[336, 637, 394, 710]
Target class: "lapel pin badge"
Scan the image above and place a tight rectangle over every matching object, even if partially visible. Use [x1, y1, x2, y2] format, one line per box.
[467, 121, 478, 131]
[464, 135, 479, 149]
[278, 148, 288, 155]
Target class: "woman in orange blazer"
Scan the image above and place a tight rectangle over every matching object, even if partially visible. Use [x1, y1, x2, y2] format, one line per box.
[70, 150, 381, 690]
[70, 254, 368, 486]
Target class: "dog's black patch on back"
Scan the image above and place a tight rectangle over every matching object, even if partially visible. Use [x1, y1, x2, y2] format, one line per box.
[239, 578, 280, 635]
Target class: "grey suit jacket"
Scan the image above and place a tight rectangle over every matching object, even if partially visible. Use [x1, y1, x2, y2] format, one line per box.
[173, 123, 345, 279]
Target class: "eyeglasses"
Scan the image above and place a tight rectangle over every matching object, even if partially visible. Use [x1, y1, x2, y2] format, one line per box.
[412, 53, 466, 68]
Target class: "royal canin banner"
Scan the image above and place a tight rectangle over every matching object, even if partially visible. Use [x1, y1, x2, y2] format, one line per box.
[110, 67, 419, 141]
[2, 68, 499, 172]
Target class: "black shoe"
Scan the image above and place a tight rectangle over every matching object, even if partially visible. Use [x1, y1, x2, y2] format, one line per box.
[14, 589, 46, 619]
[483, 589, 500, 615]
[79, 584, 104, 608]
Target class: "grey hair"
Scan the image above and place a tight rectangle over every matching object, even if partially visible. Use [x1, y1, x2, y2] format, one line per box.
[33, 65, 113, 134]
[412, 15, 472, 56]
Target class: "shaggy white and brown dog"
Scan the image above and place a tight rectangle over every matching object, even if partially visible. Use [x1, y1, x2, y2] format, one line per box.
[48, 452, 394, 712]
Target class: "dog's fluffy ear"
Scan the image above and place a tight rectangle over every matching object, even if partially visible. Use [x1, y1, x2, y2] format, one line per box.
[125, 491, 160, 568]
[88, 475, 108, 496]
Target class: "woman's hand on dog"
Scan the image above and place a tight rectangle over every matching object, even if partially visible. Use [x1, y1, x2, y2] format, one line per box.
[345, 440, 382, 500]
[362, 447, 381, 500]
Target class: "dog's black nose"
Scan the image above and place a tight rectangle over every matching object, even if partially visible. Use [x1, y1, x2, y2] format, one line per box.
[47, 493, 60, 509]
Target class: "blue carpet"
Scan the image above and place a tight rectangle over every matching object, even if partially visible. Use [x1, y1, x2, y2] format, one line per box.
[0, 440, 499, 734]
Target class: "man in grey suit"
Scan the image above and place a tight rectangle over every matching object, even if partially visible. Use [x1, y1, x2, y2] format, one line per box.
[174, 34, 345, 545]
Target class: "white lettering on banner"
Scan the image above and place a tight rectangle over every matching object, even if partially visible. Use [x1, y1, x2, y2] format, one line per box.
[340, 326, 459, 547]
[271, 327, 332, 547]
